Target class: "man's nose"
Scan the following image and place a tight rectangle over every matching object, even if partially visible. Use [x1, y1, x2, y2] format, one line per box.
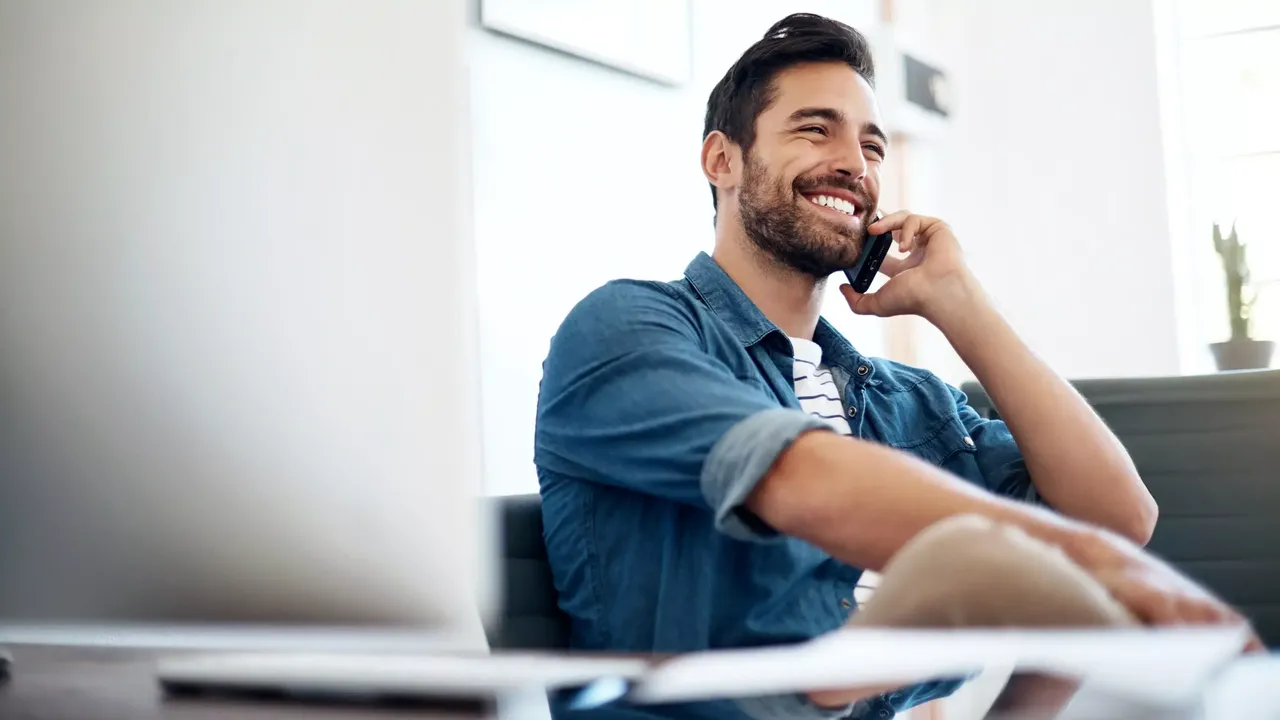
[834, 148, 868, 181]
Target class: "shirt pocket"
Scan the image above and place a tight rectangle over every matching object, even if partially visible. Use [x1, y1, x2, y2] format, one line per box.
[888, 413, 976, 467]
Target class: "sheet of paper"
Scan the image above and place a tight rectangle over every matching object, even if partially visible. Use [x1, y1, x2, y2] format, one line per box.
[627, 627, 1250, 707]
[1199, 654, 1280, 719]
[156, 651, 654, 693]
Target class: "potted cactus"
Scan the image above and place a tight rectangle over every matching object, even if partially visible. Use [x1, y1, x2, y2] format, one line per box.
[1210, 221, 1273, 371]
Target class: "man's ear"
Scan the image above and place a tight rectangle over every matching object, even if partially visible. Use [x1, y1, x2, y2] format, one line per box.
[701, 131, 741, 199]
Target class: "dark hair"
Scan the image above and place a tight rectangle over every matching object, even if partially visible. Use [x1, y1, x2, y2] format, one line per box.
[703, 13, 875, 215]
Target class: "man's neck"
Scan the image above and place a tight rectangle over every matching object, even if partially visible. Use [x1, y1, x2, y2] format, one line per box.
[711, 222, 826, 341]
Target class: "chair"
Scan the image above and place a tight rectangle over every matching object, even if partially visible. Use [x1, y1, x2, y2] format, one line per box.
[961, 370, 1280, 646]
[487, 494, 572, 650]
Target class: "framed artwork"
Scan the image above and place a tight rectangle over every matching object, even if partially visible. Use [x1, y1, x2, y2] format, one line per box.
[480, 0, 691, 86]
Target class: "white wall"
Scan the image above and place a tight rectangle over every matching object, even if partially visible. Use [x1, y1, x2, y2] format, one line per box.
[470, 1, 888, 496]
[470, 0, 1183, 496]
[901, 0, 1182, 385]
[471, 3, 1183, 715]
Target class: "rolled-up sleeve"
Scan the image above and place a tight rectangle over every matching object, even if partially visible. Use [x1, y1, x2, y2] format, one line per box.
[703, 407, 830, 542]
[535, 281, 829, 539]
[950, 385, 1046, 507]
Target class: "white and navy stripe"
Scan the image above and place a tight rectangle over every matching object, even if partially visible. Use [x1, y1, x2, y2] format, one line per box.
[790, 337, 851, 436]
[791, 338, 879, 603]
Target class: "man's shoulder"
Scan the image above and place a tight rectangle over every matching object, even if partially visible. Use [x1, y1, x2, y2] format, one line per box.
[571, 277, 694, 314]
[553, 277, 704, 341]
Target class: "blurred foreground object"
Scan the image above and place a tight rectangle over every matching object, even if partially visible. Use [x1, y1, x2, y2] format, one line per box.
[0, 0, 493, 654]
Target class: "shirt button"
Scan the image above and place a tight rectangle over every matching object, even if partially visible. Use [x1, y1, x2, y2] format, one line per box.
[963, 436, 975, 447]
[857, 365, 870, 376]
[847, 406, 857, 417]
[840, 598, 852, 609]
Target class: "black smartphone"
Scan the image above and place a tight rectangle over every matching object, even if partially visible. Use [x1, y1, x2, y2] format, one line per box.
[842, 220, 893, 293]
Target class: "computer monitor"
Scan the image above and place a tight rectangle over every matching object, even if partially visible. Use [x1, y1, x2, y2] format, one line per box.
[0, 0, 493, 656]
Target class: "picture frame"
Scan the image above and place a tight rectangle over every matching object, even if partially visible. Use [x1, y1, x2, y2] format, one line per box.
[480, 0, 691, 86]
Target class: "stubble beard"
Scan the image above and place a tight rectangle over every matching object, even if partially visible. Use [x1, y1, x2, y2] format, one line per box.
[737, 152, 871, 278]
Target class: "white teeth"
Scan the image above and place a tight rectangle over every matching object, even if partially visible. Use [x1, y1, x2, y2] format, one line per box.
[809, 194, 855, 216]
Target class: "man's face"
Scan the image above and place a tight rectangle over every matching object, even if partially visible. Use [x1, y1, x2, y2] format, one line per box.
[734, 62, 886, 277]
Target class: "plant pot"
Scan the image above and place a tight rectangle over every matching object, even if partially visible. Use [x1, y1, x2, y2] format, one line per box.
[1209, 339, 1274, 371]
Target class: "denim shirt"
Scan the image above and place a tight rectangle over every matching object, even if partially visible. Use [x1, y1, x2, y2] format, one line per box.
[534, 252, 1038, 720]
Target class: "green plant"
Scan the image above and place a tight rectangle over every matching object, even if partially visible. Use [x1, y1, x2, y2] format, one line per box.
[1213, 221, 1256, 341]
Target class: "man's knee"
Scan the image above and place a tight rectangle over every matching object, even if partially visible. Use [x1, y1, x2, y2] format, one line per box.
[856, 514, 1136, 629]
[901, 513, 1008, 555]
[885, 514, 1050, 583]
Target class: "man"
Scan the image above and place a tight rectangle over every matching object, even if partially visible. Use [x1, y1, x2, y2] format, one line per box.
[534, 13, 1256, 720]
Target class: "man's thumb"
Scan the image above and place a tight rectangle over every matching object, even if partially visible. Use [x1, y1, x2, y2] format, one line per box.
[840, 284, 882, 317]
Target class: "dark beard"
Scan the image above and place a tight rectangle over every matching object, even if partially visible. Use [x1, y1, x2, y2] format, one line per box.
[738, 152, 871, 278]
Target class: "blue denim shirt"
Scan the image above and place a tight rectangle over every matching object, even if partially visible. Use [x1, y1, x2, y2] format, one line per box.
[535, 252, 1038, 720]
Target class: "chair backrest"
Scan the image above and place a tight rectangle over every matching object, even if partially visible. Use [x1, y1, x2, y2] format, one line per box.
[487, 493, 571, 650]
[961, 370, 1280, 646]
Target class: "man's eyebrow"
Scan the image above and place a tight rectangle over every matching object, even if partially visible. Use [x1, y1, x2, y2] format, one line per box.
[787, 107, 846, 125]
[863, 122, 889, 147]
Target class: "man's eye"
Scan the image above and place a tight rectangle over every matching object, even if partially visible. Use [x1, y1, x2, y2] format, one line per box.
[800, 126, 827, 136]
[863, 143, 886, 158]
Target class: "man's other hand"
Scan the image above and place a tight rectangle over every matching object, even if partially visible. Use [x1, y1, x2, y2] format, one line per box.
[1068, 528, 1265, 651]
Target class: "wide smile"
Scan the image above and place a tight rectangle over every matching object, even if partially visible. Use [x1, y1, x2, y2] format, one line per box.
[801, 192, 863, 224]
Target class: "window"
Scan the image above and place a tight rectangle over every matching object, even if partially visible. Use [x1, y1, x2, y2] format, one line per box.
[1158, 0, 1280, 371]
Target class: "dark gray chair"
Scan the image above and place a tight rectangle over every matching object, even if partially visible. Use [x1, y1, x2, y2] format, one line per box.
[487, 493, 572, 650]
[961, 370, 1280, 647]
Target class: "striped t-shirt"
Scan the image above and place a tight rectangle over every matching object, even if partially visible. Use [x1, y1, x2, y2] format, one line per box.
[790, 337, 852, 436]
[792, 337, 881, 601]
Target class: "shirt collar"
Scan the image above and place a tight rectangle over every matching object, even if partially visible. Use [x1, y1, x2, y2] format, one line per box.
[683, 252, 777, 347]
[814, 317, 866, 374]
[682, 252, 867, 368]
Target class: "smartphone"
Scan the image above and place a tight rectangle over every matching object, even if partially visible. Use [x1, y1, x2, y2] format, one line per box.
[842, 218, 893, 293]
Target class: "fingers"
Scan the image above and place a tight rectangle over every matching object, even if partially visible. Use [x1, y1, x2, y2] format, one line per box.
[899, 215, 923, 253]
[1105, 571, 1249, 630]
[1154, 594, 1237, 627]
[1144, 593, 1259, 653]
[1245, 631, 1266, 654]
[878, 254, 908, 278]
[1095, 553, 1263, 655]
[868, 210, 910, 234]
[1132, 584, 1179, 625]
[1205, 601, 1247, 626]
[868, 211, 943, 253]
[839, 284, 883, 317]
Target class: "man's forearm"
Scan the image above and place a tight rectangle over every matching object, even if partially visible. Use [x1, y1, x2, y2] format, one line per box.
[748, 431, 1103, 573]
[928, 284, 1157, 544]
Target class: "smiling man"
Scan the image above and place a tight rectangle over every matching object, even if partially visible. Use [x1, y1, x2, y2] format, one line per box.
[535, 13, 1255, 720]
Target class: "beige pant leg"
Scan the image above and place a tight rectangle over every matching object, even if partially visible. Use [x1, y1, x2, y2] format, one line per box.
[846, 515, 1138, 719]
[851, 514, 1136, 630]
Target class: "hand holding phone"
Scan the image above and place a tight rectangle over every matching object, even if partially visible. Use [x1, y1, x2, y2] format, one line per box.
[841, 210, 982, 320]
[842, 216, 893, 293]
